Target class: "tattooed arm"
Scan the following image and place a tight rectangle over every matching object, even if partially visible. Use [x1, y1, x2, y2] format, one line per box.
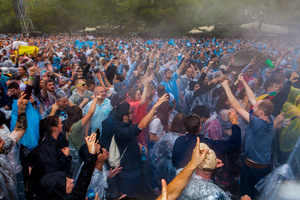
[10, 94, 28, 143]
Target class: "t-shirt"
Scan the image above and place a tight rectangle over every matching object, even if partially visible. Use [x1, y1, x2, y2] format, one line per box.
[245, 114, 273, 165]
[149, 117, 164, 139]
[68, 119, 85, 150]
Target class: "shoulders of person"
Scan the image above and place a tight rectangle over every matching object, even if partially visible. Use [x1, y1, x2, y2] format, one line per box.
[84, 90, 94, 96]
[71, 119, 83, 131]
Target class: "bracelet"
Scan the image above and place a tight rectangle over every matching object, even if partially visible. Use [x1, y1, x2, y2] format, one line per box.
[29, 77, 34, 80]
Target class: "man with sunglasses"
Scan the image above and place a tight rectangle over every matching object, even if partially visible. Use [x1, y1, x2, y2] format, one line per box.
[69, 78, 94, 108]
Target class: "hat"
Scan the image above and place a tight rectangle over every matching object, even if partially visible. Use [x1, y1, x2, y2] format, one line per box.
[2, 56, 9, 62]
[219, 65, 226, 70]
[197, 143, 217, 171]
[0, 67, 9, 74]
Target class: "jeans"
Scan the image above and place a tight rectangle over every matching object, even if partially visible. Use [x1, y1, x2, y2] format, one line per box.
[240, 162, 272, 199]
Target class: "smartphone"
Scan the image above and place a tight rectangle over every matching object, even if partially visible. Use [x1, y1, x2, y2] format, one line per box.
[95, 128, 100, 142]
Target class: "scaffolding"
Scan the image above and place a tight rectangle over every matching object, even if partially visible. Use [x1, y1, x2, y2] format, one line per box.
[12, 0, 37, 35]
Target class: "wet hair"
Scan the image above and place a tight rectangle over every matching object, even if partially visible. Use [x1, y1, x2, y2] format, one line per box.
[170, 113, 187, 134]
[156, 102, 173, 132]
[39, 116, 60, 142]
[54, 89, 68, 100]
[115, 102, 131, 121]
[258, 99, 274, 116]
[191, 105, 210, 119]
[8, 82, 20, 91]
[185, 114, 201, 134]
[65, 106, 83, 131]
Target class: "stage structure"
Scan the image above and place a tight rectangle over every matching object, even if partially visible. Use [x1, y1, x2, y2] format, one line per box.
[12, 0, 37, 35]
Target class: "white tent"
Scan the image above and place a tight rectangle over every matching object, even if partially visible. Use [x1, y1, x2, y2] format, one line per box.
[189, 25, 214, 34]
[240, 21, 290, 34]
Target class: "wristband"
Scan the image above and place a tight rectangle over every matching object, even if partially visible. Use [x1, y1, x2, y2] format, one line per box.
[29, 77, 34, 80]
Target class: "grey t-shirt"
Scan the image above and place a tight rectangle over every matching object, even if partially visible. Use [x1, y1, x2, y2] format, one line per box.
[245, 114, 273, 164]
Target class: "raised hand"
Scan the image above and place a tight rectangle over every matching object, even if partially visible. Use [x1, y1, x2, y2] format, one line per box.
[228, 109, 238, 125]
[17, 94, 29, 111]
[220, 79, 229, 88]
[238, 74, 245, 82]
[85, 132, 98, 154]
[108, 165, 122, 179]
[190, 137, 208, 169]
[153, 93, 169, 110]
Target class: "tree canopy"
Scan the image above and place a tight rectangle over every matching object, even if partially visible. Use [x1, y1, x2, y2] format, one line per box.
[0, 0, 299, 35]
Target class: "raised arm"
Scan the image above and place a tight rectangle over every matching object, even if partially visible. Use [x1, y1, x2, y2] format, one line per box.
[10, 94, 28, 143]
[221, 80, 250, 123]
[238, 74, 257, 106]
[81, 97, 98, 126]
[156, 137, 208, 200]
[176, 56, 187, 76]
[140, 72, 153, 105]
[138, 94, 168, 130]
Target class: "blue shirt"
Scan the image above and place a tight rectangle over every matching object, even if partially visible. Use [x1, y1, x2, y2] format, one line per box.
[160, 72, 179, 106]
[245, 114, 273, 164]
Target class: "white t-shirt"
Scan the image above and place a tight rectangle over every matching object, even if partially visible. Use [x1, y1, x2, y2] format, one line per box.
[149, 117, 164, 139]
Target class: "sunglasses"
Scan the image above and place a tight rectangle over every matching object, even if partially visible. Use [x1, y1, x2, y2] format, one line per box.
[77, 83, 86, 86]
[76, 70, 83, 73]
[96, 141, 103, 155]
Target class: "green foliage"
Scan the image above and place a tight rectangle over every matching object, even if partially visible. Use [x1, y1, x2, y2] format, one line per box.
[0, 0, 299, 35]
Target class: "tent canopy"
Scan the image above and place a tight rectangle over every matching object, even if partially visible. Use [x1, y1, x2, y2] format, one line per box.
[189, 25, 214, 34]
[240, 21, 290, 34]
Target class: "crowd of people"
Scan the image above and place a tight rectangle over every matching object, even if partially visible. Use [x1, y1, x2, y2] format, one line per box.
[1, 34, 300, 200]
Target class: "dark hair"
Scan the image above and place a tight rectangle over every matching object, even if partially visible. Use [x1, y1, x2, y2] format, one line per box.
[0, 111, 6, 126]
[65, 106, 83, 132]
[185, 114, 201, 134]
[128, 88, 138, 99]
[215, 93, 230, 114]
[39, 116, 60, 142]
[258, 99, 274, 116]
[86, 79, 95, 87]
[157, 85, 166, 97]
[189, 81, 199, 91]
[211, 54, 217, 59]
[163, 69, 171, 75]
[111, 94, 126, 108]
[19, 65, 28, 73]
[156, 102, 173, 132]
[116, 74, 125, 82]
[115, 102, 131, 121]
[170, 113, 186, 134]
[191, 105, 210, 119]
[263, 80, 276, 91]
[8, 82, 20, 90]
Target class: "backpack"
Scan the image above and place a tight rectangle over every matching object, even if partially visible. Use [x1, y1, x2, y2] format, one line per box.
[108, 135, 128, 168]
